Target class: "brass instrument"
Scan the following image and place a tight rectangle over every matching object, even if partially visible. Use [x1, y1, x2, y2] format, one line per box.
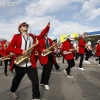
[41, 42, 58, 56]
[0, 55, 11, 61]
[63, 51, 71, 55]
[14, 39, 38, 65]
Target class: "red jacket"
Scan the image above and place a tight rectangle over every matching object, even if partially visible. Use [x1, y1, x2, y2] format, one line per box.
[8, 25, 50, 70]
[38, 38, 55, 64]
[78, 37, 86, 54]
[96, 44, 100, 56]
[0, 45, 10, 57]
[62, 40, 74, 60]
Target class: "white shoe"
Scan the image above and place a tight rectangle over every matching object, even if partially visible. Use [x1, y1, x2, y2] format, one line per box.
[40, 83, 44, 86]
[63, 69, 67, 75]
[57, 67, 61, 71]
[44, 85, 50, 90]
[94, 59, 97, 64]
[32, 99, 40, 100]
[84, 60, 90, 64]
[67, 75, 73, 78]
[78, 68, 84, 70]
[9, 91, 18, 99]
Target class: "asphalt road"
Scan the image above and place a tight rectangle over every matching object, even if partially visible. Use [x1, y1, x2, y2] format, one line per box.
[0, 56, 100, 100]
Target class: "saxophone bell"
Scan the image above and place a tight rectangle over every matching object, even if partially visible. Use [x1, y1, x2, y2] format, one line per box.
[41, 42, 58, 57]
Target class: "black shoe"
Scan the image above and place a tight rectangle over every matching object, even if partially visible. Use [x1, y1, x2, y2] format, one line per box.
[5, 73, 8, 76]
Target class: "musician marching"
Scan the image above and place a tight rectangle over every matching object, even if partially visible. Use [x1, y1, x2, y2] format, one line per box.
[0, 41, 14, 76]
[62, 35, 76, 78]
[77, 32, 87, 70]
[7, 22, 50, 100]
[38, 30, 57, 90]
[94, 40, 100, 66]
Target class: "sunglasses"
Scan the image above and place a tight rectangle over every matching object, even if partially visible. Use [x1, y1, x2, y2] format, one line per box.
[22, 24, 29, 27]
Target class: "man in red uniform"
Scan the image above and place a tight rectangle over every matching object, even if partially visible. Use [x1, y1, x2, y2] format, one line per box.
[62, 35, 76, 78]
[0, 42, 14, 76]
[7, 22, 50, 100]
[77, 32, 87, 70]
[38, 31, 56, 90]
[94, 40, 100, 66]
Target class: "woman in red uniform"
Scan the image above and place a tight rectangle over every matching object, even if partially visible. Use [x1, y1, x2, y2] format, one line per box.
[94, 40, 100, 66]
[77, 32, 87, 70]
[62, 35, 75, 78]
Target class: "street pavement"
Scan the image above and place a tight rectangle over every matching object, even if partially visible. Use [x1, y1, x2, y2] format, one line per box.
[0, 56, 100, 100]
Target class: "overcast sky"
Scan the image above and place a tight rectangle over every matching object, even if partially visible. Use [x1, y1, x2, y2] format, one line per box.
[0, 0, 100, 41]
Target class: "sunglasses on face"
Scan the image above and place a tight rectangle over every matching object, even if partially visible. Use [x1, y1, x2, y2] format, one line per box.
[22, 24, 29, 27]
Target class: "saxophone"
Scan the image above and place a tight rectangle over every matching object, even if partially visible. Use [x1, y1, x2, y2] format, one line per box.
[63, 51, 71, 55]
[0, 55, 11, 61]
[14, 39, 38, 65]
[41, 42, 58, 56]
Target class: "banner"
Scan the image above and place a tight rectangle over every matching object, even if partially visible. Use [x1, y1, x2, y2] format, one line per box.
[60, 33, 79, 42]
[71, 33, 79, 39]
[60, 34, 69, 42]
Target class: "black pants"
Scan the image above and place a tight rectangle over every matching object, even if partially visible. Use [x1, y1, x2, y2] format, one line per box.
[4, 58, 14, 74]
[10, 65, 40, 99]
[79, 54, 84, 68]
[0, 55, 3, 66]
[95, 57, 100, 64]
[66, 59, 75, 75]
[85, 50, 92, 61]
[75, 52, 79, 60]
[40, 54, 53, 85]
[4, 60, 9, 74]
[62, 56, 65, 63]
[54, 63, 60, 70]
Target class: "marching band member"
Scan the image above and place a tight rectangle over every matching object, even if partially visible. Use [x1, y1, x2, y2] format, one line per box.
[52, 39, 61, 70]
[7, 22, 50, 100]
[38, 31, 56, 90]
[62, 35, 75, 78]
[77, 32, 87, 70]
[0, 42, 13, 76]
[94, 40, 100, 66]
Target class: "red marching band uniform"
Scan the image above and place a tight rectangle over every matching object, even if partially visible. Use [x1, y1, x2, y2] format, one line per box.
[8, 24, 50, 71]
[78, 37, 86, 54]
[38, 38, 55, 65]
[62, 41, 74, 60]
[96, 43, 100, 57]
[1, 43, 10, 57]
